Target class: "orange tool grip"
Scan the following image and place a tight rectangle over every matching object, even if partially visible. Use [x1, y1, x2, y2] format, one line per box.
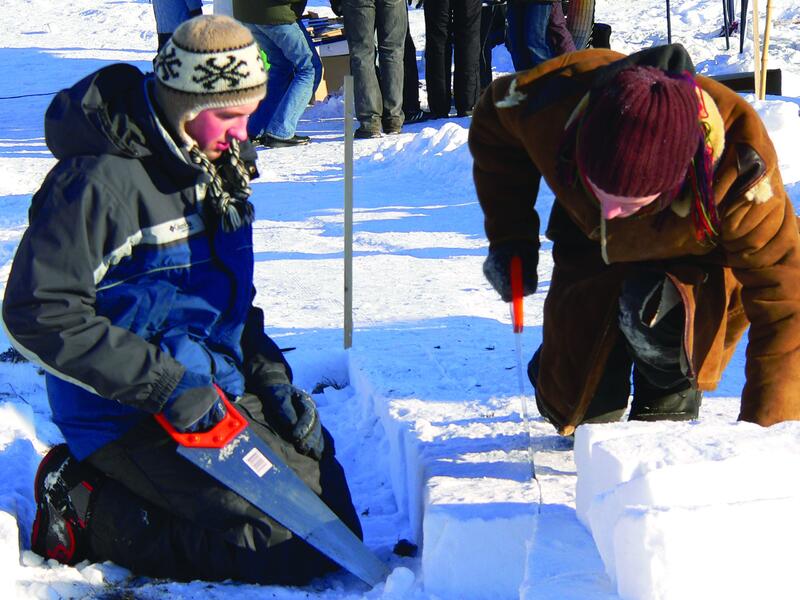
[155, 384, 247, 448]
[510, 255, 524, 333]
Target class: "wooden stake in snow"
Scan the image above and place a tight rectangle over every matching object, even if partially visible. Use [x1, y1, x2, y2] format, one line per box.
[760, 0, 774, 100]
[344, 76, 354, 349]
[751, 0, 762, 99]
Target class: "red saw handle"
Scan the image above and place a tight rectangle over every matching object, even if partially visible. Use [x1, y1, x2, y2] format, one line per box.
[510, 255, 524, 334]
[155, 384, 247, 448]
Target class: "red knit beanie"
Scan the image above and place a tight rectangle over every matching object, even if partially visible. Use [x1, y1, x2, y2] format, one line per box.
[576, 66, 701, 197]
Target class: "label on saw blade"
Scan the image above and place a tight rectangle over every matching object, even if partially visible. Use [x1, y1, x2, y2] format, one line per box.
[243, 447, 274, 477]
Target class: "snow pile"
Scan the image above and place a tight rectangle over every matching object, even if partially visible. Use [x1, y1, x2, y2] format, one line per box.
[574, 421, 800, 600]
[366, 123, 474, 196]
[754, 98, 800, 183]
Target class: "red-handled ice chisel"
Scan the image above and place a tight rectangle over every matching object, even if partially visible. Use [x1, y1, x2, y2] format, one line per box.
[510, 257, 541, 503]
[155, 386, 389, 586]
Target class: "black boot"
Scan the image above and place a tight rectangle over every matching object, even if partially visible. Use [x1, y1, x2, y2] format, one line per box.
[31, 444, 103, 564]
[629, 370, 702, 422]
[528, 342, 632, 428]
[254, 134, 311, 148]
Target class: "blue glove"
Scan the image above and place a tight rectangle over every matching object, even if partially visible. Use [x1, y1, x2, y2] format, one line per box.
[262, 384, 324, 460]
[163, 371, 226, 432]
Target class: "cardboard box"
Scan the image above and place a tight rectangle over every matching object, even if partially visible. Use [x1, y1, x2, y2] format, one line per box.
[313, 40, 350, 102]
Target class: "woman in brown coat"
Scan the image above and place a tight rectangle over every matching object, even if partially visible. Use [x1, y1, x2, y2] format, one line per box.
[470, 44, 800, 436]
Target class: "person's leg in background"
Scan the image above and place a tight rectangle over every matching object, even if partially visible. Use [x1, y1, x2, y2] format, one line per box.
[341, 0, 383, 135]
[505, 0, 552, 71]
[152, 0, 203, 51]
[375, 0, 408, 133]
[423, 0, 453, 118]
[478, 2, 507, 92]
[244, 22, 316, 145]
[479, 3, 493, 91]
[301, 25, 324, 100]
[245, 25, 291, 141]
[451, 0, 481, 116]
[402, 11, 428, 123]
[546, 0, 576, 56]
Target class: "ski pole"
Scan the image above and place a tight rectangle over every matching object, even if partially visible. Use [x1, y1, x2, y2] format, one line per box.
[510, 256, 542, 510]
[666, 0, 672, 44]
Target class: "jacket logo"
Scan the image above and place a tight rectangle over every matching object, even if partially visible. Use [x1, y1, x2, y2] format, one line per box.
[193, 56, 250, 91]
[169, 221, 193, 233]
[154, 47, 182, 81]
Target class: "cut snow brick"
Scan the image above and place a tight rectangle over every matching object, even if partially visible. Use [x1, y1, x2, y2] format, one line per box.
[348, 325, 551, 599]
[0, 510, 20, 598]
[423, 476, 537, 599]
[575, 420, 800, 599]
[613, 497, 800, 600]
[574, 421, 672, 527]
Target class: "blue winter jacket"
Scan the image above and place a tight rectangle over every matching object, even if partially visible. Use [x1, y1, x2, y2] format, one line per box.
[2, 64, 291, 459]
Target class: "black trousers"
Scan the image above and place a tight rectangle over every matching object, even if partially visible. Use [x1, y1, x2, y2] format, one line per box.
[423, 0, 481, 116]
[85, 393, 362, 585]
[403, 18, 421, 113]
[530, 271, 693, 424]
[479, 2, 507, 91]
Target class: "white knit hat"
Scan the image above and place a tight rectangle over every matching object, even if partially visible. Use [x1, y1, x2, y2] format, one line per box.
[153, 14, 267, 146]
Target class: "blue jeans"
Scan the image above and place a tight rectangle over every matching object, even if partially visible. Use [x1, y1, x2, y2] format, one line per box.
[245, 22, 322, 140]
[341, 0, 406, 129]
[151, 0, 203, 34]
[505, 1, 553, 71]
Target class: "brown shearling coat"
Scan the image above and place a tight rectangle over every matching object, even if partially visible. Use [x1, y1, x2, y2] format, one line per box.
[469, 45, 800, 435]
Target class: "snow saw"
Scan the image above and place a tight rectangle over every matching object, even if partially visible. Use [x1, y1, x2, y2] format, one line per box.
[155, 387, 389, 586]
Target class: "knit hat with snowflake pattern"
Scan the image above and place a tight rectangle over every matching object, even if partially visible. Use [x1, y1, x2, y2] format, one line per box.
[153, 14, 267, 146]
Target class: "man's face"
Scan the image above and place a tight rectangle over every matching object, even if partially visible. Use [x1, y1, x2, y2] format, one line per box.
[587, 177, 661, 220]
[184, 101, 260, 160]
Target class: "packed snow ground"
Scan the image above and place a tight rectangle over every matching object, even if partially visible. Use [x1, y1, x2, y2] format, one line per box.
[1, 1, 800, 598]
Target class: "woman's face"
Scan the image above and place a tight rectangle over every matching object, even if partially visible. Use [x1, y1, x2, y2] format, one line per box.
[587, 176, 661, 220]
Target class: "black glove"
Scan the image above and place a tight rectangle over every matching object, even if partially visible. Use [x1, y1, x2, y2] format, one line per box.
[262, 384, 324, 460]
[163, 386, 226, 432]
[482, 240, 539, 302]
[236, 139, 260, 180]
[330, 0, 343, 16]
[415, 0, 424, 7]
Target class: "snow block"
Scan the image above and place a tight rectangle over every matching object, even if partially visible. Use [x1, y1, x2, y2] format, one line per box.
[575, 420, 800, 599]
[0, 510, 20, 598]
[520, 505, 618, 600]
[574, 420, 672, 527]
[348, 323, 544, 599]
[423, 476, 537, 599]
[614, 497, 800, 600]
